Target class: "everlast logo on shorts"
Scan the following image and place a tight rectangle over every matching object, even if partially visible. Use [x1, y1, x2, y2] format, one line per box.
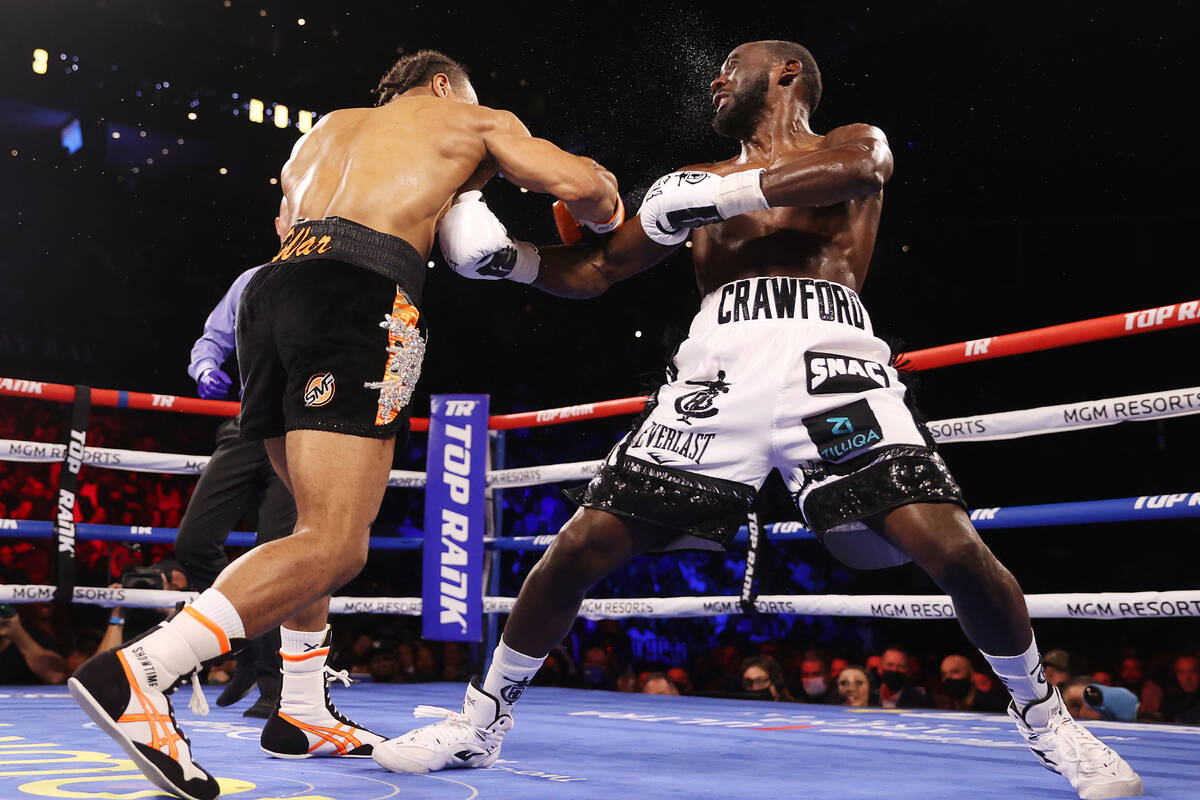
[631, 420, 717, 463]
[803, 399, 884, 462]
[717, 278, 865, 329]
[304, 373, 336, 407]
[805, 351, 890, 395]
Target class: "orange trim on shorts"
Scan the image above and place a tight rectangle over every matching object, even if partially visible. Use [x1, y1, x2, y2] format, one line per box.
[279, 647, 331, 662]
[278, 711, 363, 755]
[183, 606, 230, 653]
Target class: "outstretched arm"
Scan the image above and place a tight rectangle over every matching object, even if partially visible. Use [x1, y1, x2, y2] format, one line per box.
[638, 124, 893, 245]
[533, 215, 683, 299]
[481, 110, 619, 223]
[759, 124, 893, 208]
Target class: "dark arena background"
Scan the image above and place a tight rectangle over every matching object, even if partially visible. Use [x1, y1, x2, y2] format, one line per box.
[1, 2, 1198, 799]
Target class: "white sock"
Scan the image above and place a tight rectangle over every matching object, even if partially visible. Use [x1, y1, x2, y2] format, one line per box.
[279, 624, 330, 719]
[982, 631, 1051, 708]
[125, 589, 243, 690]
[280, 625, 328, 659]
[482, 639, 546, 712]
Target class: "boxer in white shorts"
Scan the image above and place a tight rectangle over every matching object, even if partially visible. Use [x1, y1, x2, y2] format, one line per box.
[376, 40, 1143, 800]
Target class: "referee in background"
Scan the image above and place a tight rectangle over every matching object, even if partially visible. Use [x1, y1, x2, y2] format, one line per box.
[177, 259, 297, 717]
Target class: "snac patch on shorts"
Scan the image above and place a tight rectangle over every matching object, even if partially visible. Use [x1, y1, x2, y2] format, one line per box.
[366, 289, 424, 425]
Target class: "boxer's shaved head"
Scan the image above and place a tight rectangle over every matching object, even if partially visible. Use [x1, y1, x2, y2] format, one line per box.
[758, 40, 822, 113]
[711, 41, 822, 139]
[375, 50, 473, 105]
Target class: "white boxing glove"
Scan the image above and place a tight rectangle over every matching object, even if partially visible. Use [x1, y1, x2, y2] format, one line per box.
[638, 168, 769, 246]
[438, 190, 540, 283]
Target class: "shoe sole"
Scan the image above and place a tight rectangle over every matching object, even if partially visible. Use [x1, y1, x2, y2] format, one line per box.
[372, 748, 436, 774]
[260, 746, 374, 760]
[68, 677, 210, 800]
[1078, 777, 1144, 800]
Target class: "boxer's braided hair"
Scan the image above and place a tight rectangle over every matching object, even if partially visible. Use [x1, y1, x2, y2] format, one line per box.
[373, 50, 470, 106]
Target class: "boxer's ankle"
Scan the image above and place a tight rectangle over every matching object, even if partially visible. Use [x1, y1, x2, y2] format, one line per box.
[480, 639, 545, 717]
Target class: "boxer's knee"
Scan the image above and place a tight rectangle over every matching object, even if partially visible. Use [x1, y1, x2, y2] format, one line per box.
[538, 514, 630, 589]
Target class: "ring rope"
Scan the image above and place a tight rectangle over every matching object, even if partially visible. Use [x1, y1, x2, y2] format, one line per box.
[1, 299, 1195, 428]
[4, 585, 1197, 621]
[4, 491, 1198, 549]
[3, 385, 1197, 486]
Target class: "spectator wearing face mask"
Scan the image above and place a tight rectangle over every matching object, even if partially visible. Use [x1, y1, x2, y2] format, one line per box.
[937, 654, 1010, 712]
[581, 646, 615, 690]
[741, 655, 792, 701]
[796, 653, 838, 704]
[877, 647, 931, 709]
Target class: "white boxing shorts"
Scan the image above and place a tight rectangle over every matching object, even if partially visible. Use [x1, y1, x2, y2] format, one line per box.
[567, 276, 966, 569]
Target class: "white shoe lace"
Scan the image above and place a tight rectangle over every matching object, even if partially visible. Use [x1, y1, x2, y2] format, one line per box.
[324, 666, 353, 688]
[403, 705, 490, 747]
[1051, 715, 1118, 771]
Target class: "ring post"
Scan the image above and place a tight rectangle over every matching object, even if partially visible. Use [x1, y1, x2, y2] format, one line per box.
[422, 394, 489, 642]
[53, 385, 91, 606]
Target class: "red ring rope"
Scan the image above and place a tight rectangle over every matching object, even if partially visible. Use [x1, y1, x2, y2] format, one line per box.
[2, 299, 1195, 431]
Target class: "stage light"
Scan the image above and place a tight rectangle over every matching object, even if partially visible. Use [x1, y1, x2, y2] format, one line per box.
[219, 167, 228, 175]
[187, 112, 197, 120]
[298, 110, 313, 132]
[61, 119, 83, 155]
[249, 98, 264, 123]
[273, 104, 289, 128]
[32, 49, 48, 75]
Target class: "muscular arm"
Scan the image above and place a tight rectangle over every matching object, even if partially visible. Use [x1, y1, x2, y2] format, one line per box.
[759, 124, 893, 208]
[533, 214, 683, 299]
[482, 111, 619, 223]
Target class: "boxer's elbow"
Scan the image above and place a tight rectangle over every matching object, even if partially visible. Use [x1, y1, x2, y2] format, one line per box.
[850, 142, 893, 193]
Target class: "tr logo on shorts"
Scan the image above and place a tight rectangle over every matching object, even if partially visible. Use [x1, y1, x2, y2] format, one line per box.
[674, 370, 731, 425]
[303, 373, 336, 408]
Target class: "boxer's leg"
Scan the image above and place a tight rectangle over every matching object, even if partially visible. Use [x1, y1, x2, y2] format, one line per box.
[69, 429, 392, 795]
[870, 502, 1143, 799]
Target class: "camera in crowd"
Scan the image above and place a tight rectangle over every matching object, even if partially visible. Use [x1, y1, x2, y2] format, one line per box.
[121, 564, 168, 591]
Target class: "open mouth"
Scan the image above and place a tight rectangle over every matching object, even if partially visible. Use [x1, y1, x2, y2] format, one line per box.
[712, 92, 729, 109]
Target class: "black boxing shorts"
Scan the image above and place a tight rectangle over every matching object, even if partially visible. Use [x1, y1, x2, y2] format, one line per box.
[236, 217, 428, 441]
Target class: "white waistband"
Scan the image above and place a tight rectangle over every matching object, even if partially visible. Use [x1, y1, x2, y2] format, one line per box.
[693, 276, 873, 336]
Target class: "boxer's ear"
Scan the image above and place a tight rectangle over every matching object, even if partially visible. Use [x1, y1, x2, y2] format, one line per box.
[432, 72, 452, 98]
[779, 58, 802, 87]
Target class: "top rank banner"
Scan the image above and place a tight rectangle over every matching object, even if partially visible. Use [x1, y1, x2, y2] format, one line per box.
[422, 394, 488, 641]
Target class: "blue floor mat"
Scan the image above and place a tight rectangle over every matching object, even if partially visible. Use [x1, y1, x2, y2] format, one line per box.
[2, 683, 1196, 799]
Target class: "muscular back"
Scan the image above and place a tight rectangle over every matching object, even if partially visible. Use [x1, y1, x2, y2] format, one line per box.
[280, 97, 499, 257]
[689, 127, 884, 295]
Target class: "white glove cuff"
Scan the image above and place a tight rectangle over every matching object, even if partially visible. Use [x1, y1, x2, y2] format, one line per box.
[507, 240, 541, 284]
[714, 168, 769, 219]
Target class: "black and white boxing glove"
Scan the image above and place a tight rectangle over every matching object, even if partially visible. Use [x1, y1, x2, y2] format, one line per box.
[437, 190, 540, 283]
[638, 169, 769, 246]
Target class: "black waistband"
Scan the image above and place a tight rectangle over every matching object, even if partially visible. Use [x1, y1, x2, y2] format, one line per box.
[270, 217, 427, 304]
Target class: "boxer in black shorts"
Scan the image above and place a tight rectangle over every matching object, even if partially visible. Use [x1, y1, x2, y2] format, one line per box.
[68, 49, 619, 800]
[237, 217, 428, 441]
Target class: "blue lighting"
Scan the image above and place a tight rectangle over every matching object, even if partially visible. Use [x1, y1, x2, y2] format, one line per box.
[61, 118, 83, 155]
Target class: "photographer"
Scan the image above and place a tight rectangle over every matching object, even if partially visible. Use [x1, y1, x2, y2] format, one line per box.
[0, 603, 70, 684]
[102, 559, 192, 647]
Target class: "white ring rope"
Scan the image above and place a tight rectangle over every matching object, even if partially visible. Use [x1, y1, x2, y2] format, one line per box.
[4, 585, 1197, 621]
[2, 386, 1198, 488]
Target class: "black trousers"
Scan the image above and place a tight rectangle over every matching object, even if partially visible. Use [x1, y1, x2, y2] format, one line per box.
[175, 417, 297, 590]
